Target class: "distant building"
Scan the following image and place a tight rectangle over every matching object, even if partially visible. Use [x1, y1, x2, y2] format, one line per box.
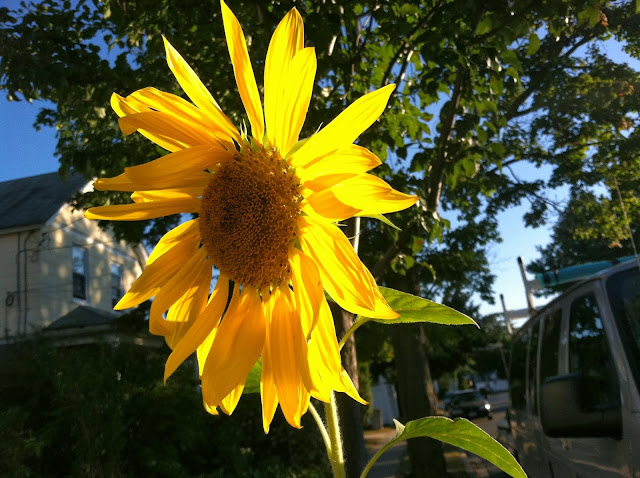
[0, 172, 148, 343]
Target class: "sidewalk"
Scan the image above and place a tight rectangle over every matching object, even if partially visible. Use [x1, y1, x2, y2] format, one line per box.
[364, 428, 508, 477]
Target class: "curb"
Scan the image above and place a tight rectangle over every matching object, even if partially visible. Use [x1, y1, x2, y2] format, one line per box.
[443, 443, 476, 477]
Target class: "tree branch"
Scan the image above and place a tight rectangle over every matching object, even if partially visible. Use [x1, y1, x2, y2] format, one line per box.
[425, 68, 466, 213]
[380, 0, 447, 88]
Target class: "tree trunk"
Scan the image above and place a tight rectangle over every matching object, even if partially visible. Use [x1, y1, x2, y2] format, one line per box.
[392, 324, 447, 477]
[390, 269, 447, 477]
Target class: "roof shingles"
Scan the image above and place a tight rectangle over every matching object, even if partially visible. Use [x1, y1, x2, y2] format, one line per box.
[0, 172, 87, 230]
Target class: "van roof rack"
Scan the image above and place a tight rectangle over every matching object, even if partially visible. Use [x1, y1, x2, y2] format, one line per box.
[501, 255, 639, 335]
[532, 254, 638, 289]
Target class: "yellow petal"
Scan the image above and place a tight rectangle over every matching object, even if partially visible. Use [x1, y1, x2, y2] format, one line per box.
[93, 171, 210, 192]
[260, 299, 279, 433]
[114, 229, 201, 310]
[220, 0, 264, 141]
[307, 299, 366, 403]
[268, 287, 308, 428]
[299, 172, 357, 195]
[302, 174, 418, 221]
[162, 39, 241, 144]
[336, 265, 399, 320]
[85, 198, 200, 221]
[339, 369, 367, 403]
[219, 382, 245, 416]
[263, 7, 304, 150]
[196, 326, 217, 377]
[201, 288, 266, 408]
[164, 276, 230, 381]
[93, 173, 137, 192]
[164, 266, 210, 350]
[148, 248, 211, 336]
[131, 187, 203, 203]
[289, 247, 323, 339]
[336, 174, 418, 214]
[203, 399, 219, 416]
[298, 145, 381, 184]
[124, 145, 229, 185]
[147, 219, 200, 265]
[298, 215, 376, 311]
[112, 87, 237, 149]
[301, 190, 361, 222]
[277, 47, 316, 155]
[118, 111, 218, 152]
[290, 84, 395, 168]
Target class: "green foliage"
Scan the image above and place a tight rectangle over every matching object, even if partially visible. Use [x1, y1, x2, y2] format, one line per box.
[0, 340, 329, 478]
[362, 417, 526, 478]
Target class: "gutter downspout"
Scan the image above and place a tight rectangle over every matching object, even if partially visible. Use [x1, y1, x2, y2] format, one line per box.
[16, 233, 22, 335]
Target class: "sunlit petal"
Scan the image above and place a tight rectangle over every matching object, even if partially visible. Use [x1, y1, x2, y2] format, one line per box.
[298, 215, 376, 311]
[85, 198, 200, 221]
[290, 84, 395, 168]
[162, 38, 241, 145]
[164, 277, 230, 381]
[220, 0, 264, 141]
[201, 288, 266, 408]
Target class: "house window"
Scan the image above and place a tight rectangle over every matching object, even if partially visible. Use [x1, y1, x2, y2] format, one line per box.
[111, 263, 123, 307]
[72, 246, 88, 299]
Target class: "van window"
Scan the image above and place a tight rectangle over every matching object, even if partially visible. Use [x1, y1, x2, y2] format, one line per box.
[526, 322, 540, 415]
[568, 293, 619, 411]
[539, 309, 561, 384]
[607, 267, 640, 396]
[510, 331, 528, 410]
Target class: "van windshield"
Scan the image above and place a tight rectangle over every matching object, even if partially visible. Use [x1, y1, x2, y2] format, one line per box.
[607, 266, 640, 395]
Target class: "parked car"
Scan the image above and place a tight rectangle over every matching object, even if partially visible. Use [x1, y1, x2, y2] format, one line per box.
[446, 390, 492, 419]
[505, 260, 640, 477]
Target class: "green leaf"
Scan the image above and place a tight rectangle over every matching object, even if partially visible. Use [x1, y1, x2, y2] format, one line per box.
[363, 417, 526, 478]
[243, 359, 262, 394]
[411, 235, 425, 254]
[527, 33, 540, 56]
[362, 214, 401, 230]
[361, 287, 477, 326]
[475, 14, 493, 36]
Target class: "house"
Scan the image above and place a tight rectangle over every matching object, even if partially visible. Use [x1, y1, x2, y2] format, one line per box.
[0, 172, 148, 344]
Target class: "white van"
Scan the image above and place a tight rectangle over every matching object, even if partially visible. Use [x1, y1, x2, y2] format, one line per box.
[505, 260, 640, 477]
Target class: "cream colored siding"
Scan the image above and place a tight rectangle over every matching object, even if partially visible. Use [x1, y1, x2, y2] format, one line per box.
[0, 233, 20, 337]
[1, 202, 144, 339]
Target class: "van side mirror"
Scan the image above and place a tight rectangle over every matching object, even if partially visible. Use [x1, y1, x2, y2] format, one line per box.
[540, 374, 621, 438]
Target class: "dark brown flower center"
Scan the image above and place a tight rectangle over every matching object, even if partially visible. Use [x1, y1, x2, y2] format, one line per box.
[199, 147, 301, 289]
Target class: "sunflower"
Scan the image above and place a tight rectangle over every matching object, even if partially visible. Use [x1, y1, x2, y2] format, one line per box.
[86, 0, 417, 432]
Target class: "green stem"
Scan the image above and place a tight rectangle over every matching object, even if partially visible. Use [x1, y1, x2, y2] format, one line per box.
[323, 392, 346, 478]
[338, 317, 371, 351]
[308, 401, 331, 455]
[360, 440, 398, 478]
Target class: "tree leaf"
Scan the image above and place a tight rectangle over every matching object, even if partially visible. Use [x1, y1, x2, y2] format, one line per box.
[362, 213, 401, 230]
[362, 287, 477, 326]
[363, 417, 526, 478]
[475, 13, 493, 36]
[527, 33, 540, 55]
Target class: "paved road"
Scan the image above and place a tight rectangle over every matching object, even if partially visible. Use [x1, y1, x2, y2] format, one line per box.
[465, 392, 510, 477]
